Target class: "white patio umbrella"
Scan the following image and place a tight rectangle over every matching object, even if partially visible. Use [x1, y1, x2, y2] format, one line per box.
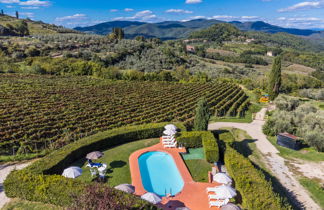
[114, 184, 135, 194]
[164, 124, 177, 131]
[176, 207, 191, 210]
[141, 192, 162, 204]
[163, 129, 177, 136]
[221, 203, 241, 210]
[214, 185, 237, 199]
[213, 173, 232, 185]
[62, 166, 82, 178]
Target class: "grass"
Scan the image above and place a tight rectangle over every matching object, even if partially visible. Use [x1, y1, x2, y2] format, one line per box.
[267, 136, 324, 162]
[183, 159, 211, 182]
[182, 148, 205, 160]
[210, 103, 262, 123]
[73, 138, 159, 187]
[299, 178, 324, 208]
[2, 199, 62, 210]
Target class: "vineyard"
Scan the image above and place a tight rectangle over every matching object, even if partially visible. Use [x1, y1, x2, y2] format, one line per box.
[0, 74, 249, 156]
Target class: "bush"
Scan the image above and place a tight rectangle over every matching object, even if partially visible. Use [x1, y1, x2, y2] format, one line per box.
[4, 123, 185, 207]
[218, 132, 291, 209]
[177, 131, 219, 163]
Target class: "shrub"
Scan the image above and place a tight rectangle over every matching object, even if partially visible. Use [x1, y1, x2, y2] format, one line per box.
[177, 131, 219, 163]
[4, 123, 185, 207]
[194, 97, 210, 131]
[218, 132, 291, 209]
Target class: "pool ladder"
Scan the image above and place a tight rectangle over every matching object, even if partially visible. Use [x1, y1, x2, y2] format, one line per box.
[165, 188, 172, 197]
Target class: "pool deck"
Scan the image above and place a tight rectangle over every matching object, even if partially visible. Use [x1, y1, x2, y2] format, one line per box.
[129, 140, 221, 210]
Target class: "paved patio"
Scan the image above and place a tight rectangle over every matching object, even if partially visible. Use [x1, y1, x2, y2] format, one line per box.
[129, 140, 221, 210]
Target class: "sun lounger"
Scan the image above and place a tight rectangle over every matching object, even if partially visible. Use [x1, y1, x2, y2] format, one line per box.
[209, 199, 229, 208]
[206, 187, 218, 193]
[161, 136, 175, 140]
[162, 139, 176, 145]
[164, 142, 177, 148]
[162, 138, 175, 143]
[208, 194, 221, 200]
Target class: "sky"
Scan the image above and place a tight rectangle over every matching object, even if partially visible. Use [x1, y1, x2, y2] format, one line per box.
[0, 0, 324, 29]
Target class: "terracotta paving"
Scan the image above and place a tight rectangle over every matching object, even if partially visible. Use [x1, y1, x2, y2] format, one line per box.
[129, 140, 221, 210]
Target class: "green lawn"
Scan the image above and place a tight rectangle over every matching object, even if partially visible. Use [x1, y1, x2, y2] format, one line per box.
[267, 136, 324, 162]
[73, 138, 159, 187]
[210, 103, 262, 124]
[299, 178, 324, 208]
[2, 199, 63, 210]
[183, 159, 211, 182]
[182, 148, 205, 160]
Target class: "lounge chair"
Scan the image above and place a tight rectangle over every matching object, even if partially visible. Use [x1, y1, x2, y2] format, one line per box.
[162, 139, 176, 145]
[208, 194, 221, 200]
[206, 187, 218, 193]
[164, 142, 177, 148]
[162, 137, 175, 142]
[209, 199, 229, 208]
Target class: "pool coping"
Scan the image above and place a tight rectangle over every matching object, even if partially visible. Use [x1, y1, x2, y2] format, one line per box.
[129, 140, 221, 210]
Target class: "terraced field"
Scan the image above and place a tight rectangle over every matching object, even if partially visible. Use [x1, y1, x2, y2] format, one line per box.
[0, 74, 249, 156]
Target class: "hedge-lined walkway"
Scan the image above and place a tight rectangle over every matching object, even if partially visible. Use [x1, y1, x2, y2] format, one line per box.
[208, 108, 321, 210]
[129, 140, 220, 210]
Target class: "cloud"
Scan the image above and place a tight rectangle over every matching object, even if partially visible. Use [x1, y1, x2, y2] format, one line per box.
[278, 1, 324, 12]
[166, 9, 193, 14]
[0, 0, 19, 3]
[185, 0, 202, 4]
[21, 6, 39, 9]
[110, 9, 118, 12]
[55, 14, 87, 22]
[6, 5, 14, 8]
[124, 8, 134, 12]
[274, 16, 324, 28]
[113, 10, 159, 22]
[20, 12, 34, 17]
[212, 15, 260, 21]
[19, 0, 51, 6]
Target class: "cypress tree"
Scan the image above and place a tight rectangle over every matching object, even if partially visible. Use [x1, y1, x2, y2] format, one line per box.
[268, 56, 282, 100]
[16, 11, 19, 19]
[194, 97, 210, 131]
[1, 10, 4, 15]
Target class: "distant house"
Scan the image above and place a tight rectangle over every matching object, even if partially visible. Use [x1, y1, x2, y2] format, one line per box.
[277, 132, 301, 150]
[245, 38, 255, 43]
[186, 45, 195, 53]
[267, 51, 274, 57]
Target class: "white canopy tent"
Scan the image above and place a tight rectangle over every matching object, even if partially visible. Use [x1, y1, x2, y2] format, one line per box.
[141, 192, 162, 204]
[62, 166, 82, 178]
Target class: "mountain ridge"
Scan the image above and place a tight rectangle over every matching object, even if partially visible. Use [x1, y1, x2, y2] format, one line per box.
[74, 19, 322, 39]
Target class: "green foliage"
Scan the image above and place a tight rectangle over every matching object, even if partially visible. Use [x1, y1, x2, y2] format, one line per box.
[189, 23, 241, 44]
[264, 96, 324, 152]
[218, 132, 291, 209]
[111, 27, 124, 40]
[177, 131, 219, 163]
[4, 123, 185, 207]
[268, 56, 282, 100]
[194, 97, 210, 131]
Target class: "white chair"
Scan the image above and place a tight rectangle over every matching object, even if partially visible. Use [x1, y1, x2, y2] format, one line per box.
[209, 199, 229, 208]
[164, 142, 177, 148]
[162, 137, 175, 142]
[163, 139, 176, 145]
[161, 135, 174, 139]
[206, 187, 218, 193]
[90, 168, 97, 177]
[208, 194, 221, 200]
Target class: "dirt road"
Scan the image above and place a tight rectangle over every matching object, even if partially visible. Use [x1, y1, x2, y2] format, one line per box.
[0, 162, 31, 209]
[208, 108, 321, 210]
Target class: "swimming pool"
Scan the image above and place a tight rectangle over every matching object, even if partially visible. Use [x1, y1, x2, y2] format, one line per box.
[138, 151, 184, 196]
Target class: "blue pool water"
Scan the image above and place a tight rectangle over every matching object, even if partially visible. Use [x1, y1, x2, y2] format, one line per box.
[138, 151, 184, 197]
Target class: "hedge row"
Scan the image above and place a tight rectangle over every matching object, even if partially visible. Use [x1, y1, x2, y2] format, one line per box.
[177, 131, 219, 163]
[4, 123, 186, 208]
[218, 132, 291, 210]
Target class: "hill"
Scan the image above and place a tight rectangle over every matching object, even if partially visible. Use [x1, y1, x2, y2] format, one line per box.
[74, 19, 322, 39]
[0, 14, 80, 35]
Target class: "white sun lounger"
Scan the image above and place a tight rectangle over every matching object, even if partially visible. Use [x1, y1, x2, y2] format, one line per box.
[162, 139, 176, 144]
[206, 187, 218, 193]
[209, 199, 229, 208]
[164, 142, 177, 148]
[161, 135, 174, 139]
[208, 194, 221, 200]
[162, 138, 175, 143]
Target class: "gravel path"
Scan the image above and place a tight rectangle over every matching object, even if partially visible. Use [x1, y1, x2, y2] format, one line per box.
[208, 108, 321, 210]
[0, 162, 31, 209]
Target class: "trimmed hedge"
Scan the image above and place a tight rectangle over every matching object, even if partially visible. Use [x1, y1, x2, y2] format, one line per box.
[4, 123, 186, 208]
[218, 132, 291, 210]
[177, 131, 219, 163]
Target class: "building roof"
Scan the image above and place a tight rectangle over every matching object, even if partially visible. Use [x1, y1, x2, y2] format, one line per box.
[278, 132, 298, 140]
